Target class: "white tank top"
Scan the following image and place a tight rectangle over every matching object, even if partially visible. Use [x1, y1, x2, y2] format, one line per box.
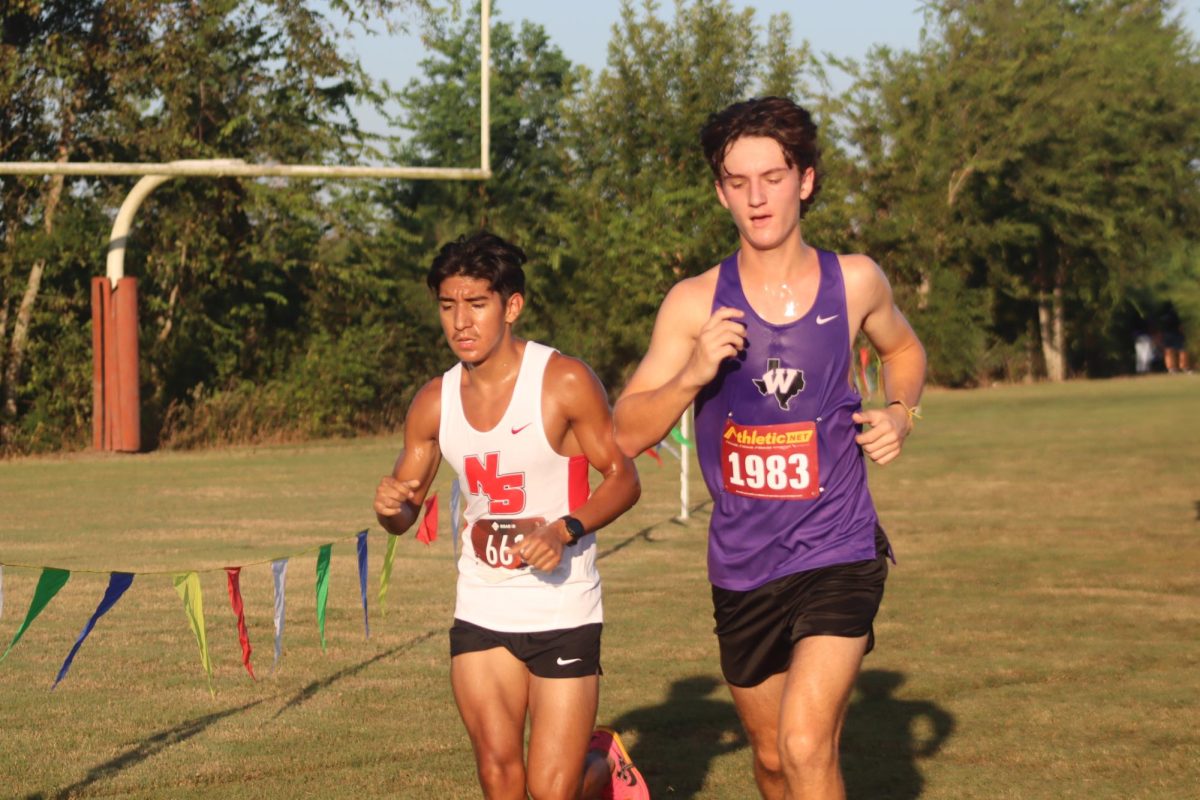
[439, 341, 601, 632]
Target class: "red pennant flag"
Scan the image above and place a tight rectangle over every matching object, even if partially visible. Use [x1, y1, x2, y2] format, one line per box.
[417, 493, 439, 545]
[225, 567, 255, 680]
[643, 447, 663, 466]
[858, 347, 872, 396]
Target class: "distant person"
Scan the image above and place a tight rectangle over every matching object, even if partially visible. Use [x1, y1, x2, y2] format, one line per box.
[1161, 303, 1191, 373]
[614, 96, 926, 800]
[374, 232, 647, 799]
[1134, 328, 1154, 374]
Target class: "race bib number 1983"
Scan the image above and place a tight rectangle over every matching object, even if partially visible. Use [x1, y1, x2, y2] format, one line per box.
[721, 418, 820, 500]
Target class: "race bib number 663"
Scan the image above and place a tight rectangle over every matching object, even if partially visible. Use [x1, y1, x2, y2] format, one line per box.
[469, 517, 546, 570]
[721, 418, 820, 500]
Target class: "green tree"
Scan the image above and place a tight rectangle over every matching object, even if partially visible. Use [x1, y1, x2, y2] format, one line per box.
[378, 1, 577, 345]
[837, 39, 996, 384]
[0, 0, 431, 453]
[842, 0, 1200, 382]
[0, 0, 152, 445]
[555, 0, 828, 388]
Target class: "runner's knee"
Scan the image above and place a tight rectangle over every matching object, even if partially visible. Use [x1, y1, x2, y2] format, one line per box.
[778, 724, 838, 774]
[751, 738, 784, 777]
[525, 764, 578, 800]
[474, 749, 524, 795]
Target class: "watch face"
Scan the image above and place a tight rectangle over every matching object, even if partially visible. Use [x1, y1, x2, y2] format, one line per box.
[564, 516, 585, 542]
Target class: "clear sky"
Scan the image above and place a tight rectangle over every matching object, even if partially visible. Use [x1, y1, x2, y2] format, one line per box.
[343, 0, 1200, 139]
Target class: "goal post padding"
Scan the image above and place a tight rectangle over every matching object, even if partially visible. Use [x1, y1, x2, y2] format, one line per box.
[91, 277, 140, 452]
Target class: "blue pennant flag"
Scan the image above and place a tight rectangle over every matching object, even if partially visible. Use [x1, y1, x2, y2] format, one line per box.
[356, 530, 369, 640]
[450, 479, 463, 559]
[54, 572, 134, 688]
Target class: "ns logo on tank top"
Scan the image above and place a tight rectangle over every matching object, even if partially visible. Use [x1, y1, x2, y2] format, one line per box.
[463, 451, 527, 515]
[463, 451, 530, 570]
[751, 357, 805, 410]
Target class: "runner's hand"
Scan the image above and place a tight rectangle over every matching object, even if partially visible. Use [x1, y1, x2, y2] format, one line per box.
[681, 307, 746, 388]
[852, 407, 910, 465]
[516, 521, 568, 573]
[374, 477, 420, 519]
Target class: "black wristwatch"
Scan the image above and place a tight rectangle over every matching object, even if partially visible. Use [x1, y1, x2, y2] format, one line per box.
[560, 516, 586, 547]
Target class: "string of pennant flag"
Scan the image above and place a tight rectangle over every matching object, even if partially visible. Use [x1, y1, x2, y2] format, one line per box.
[0, 426, 691, 694]
[0, 488, 459, 695]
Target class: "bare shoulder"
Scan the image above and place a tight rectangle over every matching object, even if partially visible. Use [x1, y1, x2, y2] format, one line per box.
[545, 351, 606, 399]
[835, 252, 896, 340]
[837, 252, 890, 297]
[659, 265, 720, 331]
[405, 375, 443, 439]
[839, 252, 897, 319]
[411, 375, 444, 407]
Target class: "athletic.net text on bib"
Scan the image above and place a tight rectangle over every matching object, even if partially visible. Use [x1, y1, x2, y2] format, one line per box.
[721, 418, 820, 500]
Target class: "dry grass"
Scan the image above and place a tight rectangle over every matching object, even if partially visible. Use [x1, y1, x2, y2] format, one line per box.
[1, 374, 1198, 798]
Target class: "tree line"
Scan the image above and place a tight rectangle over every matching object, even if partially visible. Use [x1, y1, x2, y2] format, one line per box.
[1, 0, 1197, 455]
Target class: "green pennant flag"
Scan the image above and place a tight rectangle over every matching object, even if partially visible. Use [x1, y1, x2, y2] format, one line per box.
[670, 426, 694, 449]
[315, 544, 332, 652]
[1, 567, 70, 664]
[378, 534, 399, 616]
[173, 572, 214, 697]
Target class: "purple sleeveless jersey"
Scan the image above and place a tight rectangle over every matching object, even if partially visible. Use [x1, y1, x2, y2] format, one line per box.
[695, 249, 880, 591]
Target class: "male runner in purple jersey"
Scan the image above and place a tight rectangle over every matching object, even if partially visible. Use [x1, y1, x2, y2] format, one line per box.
[613, 97, 927, 799]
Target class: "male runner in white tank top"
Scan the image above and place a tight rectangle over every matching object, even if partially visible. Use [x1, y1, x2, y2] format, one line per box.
[374, 232, 647, 800]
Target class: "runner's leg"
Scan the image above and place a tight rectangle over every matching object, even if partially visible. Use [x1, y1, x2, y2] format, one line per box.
[728, 671, 788, 800]
[777, 634, 868, 800]
[526, 673, 600, 799]
[451, 647, 531, 800]
[727, 634, 867, 800]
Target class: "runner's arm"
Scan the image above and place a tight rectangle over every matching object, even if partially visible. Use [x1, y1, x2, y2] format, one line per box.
[374, 379, 443, 535]
[850, 258, 926, 464]
[613, 277, 743, 457]
[517, 357, 640, 571]
[559, 358, 641, 534]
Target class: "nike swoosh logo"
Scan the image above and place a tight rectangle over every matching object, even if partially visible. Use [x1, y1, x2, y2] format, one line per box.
[511, 423, 531, 435]
[816, 314, 839, 325]
[556, 657, 582, 666]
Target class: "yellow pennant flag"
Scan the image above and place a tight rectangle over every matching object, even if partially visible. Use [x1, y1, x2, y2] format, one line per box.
[173, 572, 214, 696]
[377, 534, 399, 616]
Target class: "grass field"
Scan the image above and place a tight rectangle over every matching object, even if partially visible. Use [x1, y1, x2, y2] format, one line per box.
[1, 375, 1197, 799]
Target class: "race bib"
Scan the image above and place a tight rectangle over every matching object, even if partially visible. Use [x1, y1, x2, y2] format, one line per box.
[469, 517, 546, 570]
[721, 418, 819, 500]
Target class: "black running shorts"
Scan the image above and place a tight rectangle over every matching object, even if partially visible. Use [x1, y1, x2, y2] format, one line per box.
[712, 526, 890, 688]
[449, 618, 603, 679]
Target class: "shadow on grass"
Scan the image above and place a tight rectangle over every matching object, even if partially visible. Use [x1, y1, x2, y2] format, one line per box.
[272, 629, 440, 720]
[842, 669, 955, 800]
[603, 669, 954, 798]
[29, 630, 442, 799]
[597, 499, 712, 562]
[606, 675, 747, 798]
[28, 698, 266, 800]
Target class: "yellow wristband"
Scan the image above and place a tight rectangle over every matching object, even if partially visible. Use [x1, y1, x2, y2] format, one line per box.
[887, 399, 922, 425]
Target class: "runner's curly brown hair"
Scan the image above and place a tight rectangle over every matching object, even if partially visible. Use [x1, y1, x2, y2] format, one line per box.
[700, 96, 822, 218]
